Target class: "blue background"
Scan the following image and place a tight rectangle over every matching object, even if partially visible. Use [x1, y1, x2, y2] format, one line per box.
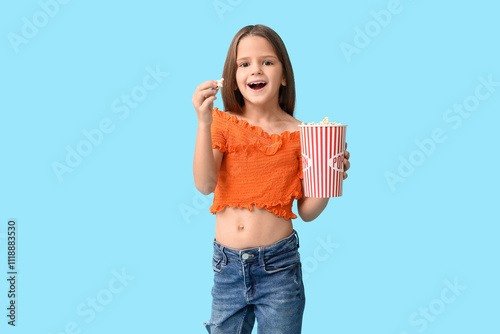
[1, 0, 499, 333]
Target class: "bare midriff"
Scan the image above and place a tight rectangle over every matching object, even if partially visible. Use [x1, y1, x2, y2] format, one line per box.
[215, 206, 294, 250]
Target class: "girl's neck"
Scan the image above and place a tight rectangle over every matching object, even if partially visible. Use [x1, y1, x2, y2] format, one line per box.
[241, 103, 285, 122]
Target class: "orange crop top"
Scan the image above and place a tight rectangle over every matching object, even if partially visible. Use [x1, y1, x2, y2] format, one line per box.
[209, 108, 303, 220]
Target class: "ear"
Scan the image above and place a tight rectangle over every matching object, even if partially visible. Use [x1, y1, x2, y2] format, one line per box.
[281, 77, 286, 86]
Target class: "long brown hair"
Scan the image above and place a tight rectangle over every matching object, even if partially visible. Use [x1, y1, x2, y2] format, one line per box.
[221, 25, 296, 116]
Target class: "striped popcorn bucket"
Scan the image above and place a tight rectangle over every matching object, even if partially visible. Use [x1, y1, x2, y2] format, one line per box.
[298, 124, 347, 197]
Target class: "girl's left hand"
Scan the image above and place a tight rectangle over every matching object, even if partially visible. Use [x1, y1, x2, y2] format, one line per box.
[343, 142, 350, 180]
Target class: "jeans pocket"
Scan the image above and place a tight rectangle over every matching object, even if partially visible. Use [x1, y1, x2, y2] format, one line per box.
[212, 251, 225, 273]
[263, 249, 300, 274]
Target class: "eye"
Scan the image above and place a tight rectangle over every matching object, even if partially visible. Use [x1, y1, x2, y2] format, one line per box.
[239, 62, 249, 67]
[263, 61, 273, 66]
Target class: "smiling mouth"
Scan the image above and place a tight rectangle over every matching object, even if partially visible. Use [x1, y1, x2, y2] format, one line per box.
[248, 82, 267, 90]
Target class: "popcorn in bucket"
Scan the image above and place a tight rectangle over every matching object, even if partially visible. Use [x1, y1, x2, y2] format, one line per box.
[299, 118, 347, 197]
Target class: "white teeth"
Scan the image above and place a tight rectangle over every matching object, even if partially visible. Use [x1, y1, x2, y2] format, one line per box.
[249, 81, 266, 86]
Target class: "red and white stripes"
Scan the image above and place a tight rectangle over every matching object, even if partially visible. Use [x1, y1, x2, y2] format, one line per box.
[299, 125, 347, 197]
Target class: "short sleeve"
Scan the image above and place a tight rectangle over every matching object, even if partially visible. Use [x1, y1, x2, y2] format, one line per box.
[211, 108, 227, 152]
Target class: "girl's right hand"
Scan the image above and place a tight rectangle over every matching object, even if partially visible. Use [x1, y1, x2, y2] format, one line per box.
[192, 80, 219, 126]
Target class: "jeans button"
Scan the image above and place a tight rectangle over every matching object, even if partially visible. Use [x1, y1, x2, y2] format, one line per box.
[242, 253, 249, 260]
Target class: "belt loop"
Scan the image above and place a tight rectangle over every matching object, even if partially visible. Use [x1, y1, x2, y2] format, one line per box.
[221, 246, 228, 265]
[258, 247, 264, 266]
[295, 230, 300, 248]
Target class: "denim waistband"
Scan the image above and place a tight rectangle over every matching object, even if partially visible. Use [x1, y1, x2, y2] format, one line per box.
[213, 230, 299, 264]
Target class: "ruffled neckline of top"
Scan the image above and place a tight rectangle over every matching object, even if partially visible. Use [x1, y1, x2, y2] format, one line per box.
[213, 108, 300, 141]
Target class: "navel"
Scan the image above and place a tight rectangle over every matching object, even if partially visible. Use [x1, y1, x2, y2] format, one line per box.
[238, 224, 244, 230]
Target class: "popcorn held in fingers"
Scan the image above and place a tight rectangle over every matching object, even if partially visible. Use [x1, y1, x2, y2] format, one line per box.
[300, 117, 341, 125]
[215, 78, 224, 89]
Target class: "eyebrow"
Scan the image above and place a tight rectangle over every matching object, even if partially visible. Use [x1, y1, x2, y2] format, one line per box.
[236, 55, 278, 61]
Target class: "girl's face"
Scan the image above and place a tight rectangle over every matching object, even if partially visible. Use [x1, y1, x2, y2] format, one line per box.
[235, 36, 286, 110]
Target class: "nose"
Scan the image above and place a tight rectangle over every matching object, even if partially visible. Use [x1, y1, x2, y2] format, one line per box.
[250, 62, 262, 75]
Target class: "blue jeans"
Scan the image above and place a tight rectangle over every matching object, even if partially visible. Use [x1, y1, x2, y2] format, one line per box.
[203, 230, 306, 333]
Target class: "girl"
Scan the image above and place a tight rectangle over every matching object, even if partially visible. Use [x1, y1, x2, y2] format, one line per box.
[193, 24, 350, 333]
